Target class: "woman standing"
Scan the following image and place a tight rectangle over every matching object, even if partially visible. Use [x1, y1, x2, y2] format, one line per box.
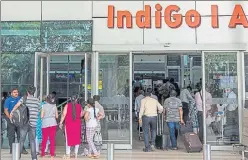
[84, 98, 103, 159]
[93, 95, 105, 154]
[40, 94, 58, 159]
[59, 95, 83, 159]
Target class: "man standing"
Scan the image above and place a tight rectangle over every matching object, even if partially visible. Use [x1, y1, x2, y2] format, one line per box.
[139, 92, 163, 152]
[4, 88, 28, 154]
[135, 90, 144, 130]
[11, 86, 40, 160]
[180, 86, 194, 122]
[164, 90, 184, 150]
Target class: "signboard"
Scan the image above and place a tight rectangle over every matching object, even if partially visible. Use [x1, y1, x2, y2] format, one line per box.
[167, 55, 181, 66]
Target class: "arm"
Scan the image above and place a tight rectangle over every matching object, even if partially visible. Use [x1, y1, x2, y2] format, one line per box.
[97, 112, 104, 120]
[40, 108, 45, 119]
[10, 101, 22, 114]
[139, 99, 145, 119]
[80, 110, 85, 117]
[59, 104, 68, 125]
[157, 101, 163, 113]
[55, 107, 59, 119]
[84, 111, 90, 121]
[4, 99, 10, 119]
[186, 90, 194, 102]
[195, 92, 201, 107]
[179, 106, 184, 124]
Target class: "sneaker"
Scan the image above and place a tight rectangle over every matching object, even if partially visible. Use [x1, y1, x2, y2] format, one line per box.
[171, 147, 178, 150]
[150, 145, 155, 151]
[22, 149, 28, 154]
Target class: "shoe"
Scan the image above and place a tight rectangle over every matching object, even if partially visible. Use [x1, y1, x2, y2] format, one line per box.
[150, 145, 155, 151]
[36, 152, 40, 155]
[22, 149, 28, 154]
[143, 148, 151, 152]
[171, 147, 178, 150]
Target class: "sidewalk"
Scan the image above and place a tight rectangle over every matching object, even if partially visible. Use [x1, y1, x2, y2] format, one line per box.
[1, 147, 241, 160]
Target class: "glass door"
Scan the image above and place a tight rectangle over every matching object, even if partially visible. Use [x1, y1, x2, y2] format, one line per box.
[98, 53, 132, 149]
[202, 52, 240, 148]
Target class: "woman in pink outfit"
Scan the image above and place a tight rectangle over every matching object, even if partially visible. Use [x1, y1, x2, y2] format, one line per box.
[59, 95, 84, 159]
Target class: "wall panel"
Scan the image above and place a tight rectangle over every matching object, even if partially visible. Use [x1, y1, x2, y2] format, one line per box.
[42, 1, 92, 20]
[93, 1, 143, 18]
[196, 16, 247, 44]
[144, 17, 196, 44]
[93, 18, 143, 45]
[1, 1, 41, 21]
[196, 1, 248, 16]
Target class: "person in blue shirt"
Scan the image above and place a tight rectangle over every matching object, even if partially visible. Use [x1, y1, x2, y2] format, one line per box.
[4, 88, 28, 154]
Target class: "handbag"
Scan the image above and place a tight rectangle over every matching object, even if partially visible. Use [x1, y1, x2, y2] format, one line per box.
[93, 131, 102, 146]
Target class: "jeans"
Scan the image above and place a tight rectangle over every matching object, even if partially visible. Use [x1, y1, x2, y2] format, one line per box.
[142, 116, 157, 149]
[167, 122, 180, 148]
[197, 111, 203, 143]
[6, 118, 20, 152]
[20, 124, 37, 160]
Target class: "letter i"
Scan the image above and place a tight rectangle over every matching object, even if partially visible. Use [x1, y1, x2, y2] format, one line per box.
[211, 5, 219, 28]
[155, 4, 162, 28]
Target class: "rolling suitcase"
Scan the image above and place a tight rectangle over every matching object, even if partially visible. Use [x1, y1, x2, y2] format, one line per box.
[180, 121, 193, 135]
[183, 132, 202, 153]
[155, 113, 171, 150]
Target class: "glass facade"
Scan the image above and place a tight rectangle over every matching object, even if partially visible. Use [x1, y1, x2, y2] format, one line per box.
[1, 21, 93, 95]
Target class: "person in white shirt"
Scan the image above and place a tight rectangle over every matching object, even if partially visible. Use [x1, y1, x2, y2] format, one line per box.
[221, 88, 238, 125]
[180, 86, 194, 122]
[135, 90, 144, 131]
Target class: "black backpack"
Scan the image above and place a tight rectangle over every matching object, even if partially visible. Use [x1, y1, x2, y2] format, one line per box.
[11, 96, 29, 127]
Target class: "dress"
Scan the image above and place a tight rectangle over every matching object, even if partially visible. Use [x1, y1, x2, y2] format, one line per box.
[188, 100, 198, 128]
[65, 102, 82, 146]
[36, 101, 46, 143]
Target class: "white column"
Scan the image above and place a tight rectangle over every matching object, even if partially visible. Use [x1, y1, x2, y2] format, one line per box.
[40, 57, 44, 101]
[46, 55, 50, 96]
[237, 51, 244, 143]
[181, 55, 184, 88]
[91, 52, 99, 96]
[95, 52, 99, 95]
[201, 51, 207, 144]
[84, 53, 88, 101]
[164, 55, 168, 78]
[34, 52, 39, 97]
[129, 52, 133, 148]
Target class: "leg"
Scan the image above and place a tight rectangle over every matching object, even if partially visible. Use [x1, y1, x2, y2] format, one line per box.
[168, 122, 177, 148]
[35, 137, 39, 154]
[197, 111, 203, 143]
[6, 119, 16, 153]
[74, 144, 79, 158]
[16, 126, 27, 154]
[142, 116, 150, 150]
[86, 127, 98, 155]
[150, 116, 157, 147]
[41, 127, 49, 157]
[19, 124, 28, 158]
[28, 126, 37, 160]
[45, 138, 49, 153]
[182, 102, 189, 122]
[49, 126, 57, 157]
[65, 127, 70, 155]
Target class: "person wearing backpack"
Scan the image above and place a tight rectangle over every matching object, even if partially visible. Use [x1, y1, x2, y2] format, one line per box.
[10, 86, 40, 160]
[4, 88, 28, 154]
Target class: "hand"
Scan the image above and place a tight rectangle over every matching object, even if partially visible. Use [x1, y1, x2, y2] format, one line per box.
[59, 123, 63, 129]
[180, 119, 185, 125]
[9, 112, 13, 119]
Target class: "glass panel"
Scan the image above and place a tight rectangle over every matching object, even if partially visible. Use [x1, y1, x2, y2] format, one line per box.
[40, 21, 93, 52]
[204, 52, 239, 146]
[244, 54, 248, 109]
[99, 54, 130, 144]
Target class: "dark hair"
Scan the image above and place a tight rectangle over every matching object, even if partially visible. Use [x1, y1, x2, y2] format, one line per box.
[52, 91, 57, 96]
[87, 98, 96, 118]
[187, 86, 192, 91]
[46, 94, 56, 104]
[2, 92, 8, 98]
[11, 88, 18, 93]
[144, 92, 151, 97]
[71, 95, 78, 120]
[170, 78, 175, 83]
[163, 79, 169, 83]
[93, 95, 100, 102]
[27, 86, 36, 95]
[146, 88, 152, 93]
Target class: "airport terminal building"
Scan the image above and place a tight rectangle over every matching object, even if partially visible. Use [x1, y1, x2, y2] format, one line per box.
[1, 0, 248, 152]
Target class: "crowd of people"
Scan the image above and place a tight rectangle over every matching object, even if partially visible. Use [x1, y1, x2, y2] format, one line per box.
[1, 86, 105, 160]
[134, 77, 211, 152]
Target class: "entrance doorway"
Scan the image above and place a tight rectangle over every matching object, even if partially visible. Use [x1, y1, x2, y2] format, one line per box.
[34, 52, 91, 102]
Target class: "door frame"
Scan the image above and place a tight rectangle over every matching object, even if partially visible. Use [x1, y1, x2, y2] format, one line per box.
[34, 52, 92, 101]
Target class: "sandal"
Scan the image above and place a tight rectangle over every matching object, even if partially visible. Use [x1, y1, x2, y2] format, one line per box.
[92, 154, 100, 159]
[62, 154, 70, 159]
[87, 154, 93, 158]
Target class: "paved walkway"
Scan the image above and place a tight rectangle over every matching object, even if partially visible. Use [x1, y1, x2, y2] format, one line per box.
[1, 147, 242, 160]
